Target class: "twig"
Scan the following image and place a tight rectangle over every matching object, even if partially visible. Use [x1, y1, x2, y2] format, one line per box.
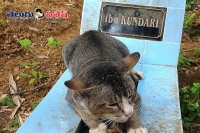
[10, 84, 45, 95]
[0, 48, 23, 56]
[182, 48, 194, 52]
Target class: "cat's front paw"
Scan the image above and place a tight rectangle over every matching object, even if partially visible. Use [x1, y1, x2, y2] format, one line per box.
[135, 71, 144, 80]
[128, 127, 148, 133]
[89, 123, 107, 133]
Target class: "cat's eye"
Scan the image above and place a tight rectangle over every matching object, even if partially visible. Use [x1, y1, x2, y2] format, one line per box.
[128, 95, 132, 99]
[107, 103, 118, 107]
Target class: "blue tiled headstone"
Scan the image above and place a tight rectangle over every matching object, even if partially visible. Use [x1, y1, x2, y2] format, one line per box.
[17, 0, 185, 132]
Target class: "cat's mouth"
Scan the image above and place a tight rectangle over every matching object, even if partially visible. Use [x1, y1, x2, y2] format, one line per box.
[115, 117, 129, 123]
[115, 119, 128, 123]
[99, 115, 129, 126]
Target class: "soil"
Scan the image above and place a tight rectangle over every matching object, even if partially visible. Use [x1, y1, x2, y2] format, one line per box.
[0, 0, 200, 133]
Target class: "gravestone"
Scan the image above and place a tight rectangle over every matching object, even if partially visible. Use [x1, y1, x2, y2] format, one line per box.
[17, 0, 186, 132]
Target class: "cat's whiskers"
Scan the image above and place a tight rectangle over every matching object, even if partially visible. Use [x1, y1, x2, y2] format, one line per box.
[107, 119, 114, 128]
[104, 119, 112, 125]
[110, 121, 116, 129]
[100, 117, 109, 121]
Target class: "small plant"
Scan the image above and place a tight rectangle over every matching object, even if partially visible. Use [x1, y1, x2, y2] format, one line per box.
[180, 83, 200, 129]
[18, 39, 32, 50]
[189, 29, 200, 37]
[1, 95, 14, 107]
[47, 37, 61, 55]
[178, 52, 195, 68]
[47, 37, 61, 47]
[32, 101, 40, 110]
[193, 46, 200, 56]
[183, 13, 196, 29]
[20, 62, 40, 68]
[186, 0, 196, 10]
[71, 5, 76, 9]
[19, 69, 47, 84]
[4, 117, 19, 131]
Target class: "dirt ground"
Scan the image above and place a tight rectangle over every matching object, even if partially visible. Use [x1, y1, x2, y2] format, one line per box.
[0, 0, 200, 133]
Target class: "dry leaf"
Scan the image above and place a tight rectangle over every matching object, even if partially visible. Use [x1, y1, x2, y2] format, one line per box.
[24, 113, 30, 117]
[8, 73, 21, 119]
[14, 66, 19, 73]
[1, 106, 9, 109]
[28, 26, 43, 33]
[18, 114, 24, 126]
[37, 55, 49, 59]
[0, 108, 12, 112]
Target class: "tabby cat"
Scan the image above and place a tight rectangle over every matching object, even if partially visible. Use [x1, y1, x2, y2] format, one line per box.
[62, 30, 148, 133]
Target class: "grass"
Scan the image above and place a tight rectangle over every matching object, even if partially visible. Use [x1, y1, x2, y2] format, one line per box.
[1, 95, 14, 107]
[3, 117, 19, 131]
[180, 83, 200, 129]
[178, 52, 196, 68]
[184, 13, 196, 29]
[186, 0, 196, 10]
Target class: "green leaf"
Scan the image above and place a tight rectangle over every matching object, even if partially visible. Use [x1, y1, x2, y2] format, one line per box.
[0, 18, 4, 24]
[20, 62, 30, 66]
[1, 98, 6, 105]
[31, 70, 37, 77]
[19, 72, 29, 77]
[188, 112, 198, 120]
[1, 95, 15, 107]
[189, 29, 200, 37]
[31, 62, 40, 66]
[193, 83, 200, 88]
[71, 5, 76, 9]
[183, 120, 191, 129]
[32, 102, 40, 109]
[47, 37, 60, 47]
[18, 39, 31, 49]
[6, 100, 15, 107]
[47, 37, 54, 45]
[38, 72, 47, 79]
[29, 78, 36, 84]
[3, 127, 13, 131]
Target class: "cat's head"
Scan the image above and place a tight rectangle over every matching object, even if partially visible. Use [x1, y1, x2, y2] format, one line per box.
[64, 52, 140, 123]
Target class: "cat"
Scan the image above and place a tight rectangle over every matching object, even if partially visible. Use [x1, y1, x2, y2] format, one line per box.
[62, 30, 148, 133]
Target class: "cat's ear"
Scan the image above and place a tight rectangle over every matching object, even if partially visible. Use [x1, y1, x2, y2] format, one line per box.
[64, 79, 87, 91]
[115, 52, 140, 73]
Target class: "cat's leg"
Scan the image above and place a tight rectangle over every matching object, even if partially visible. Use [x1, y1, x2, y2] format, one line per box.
[75, 109, 107, 133]
[132, 68, 144, 80]
[126, 93, 148, 133]
[130, 68, 144, 84]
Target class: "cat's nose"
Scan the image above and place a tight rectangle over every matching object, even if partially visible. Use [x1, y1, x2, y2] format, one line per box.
[124, 112, 132, 117]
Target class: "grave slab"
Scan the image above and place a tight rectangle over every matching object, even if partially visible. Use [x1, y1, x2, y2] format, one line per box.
[17, 0, 185, 133]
